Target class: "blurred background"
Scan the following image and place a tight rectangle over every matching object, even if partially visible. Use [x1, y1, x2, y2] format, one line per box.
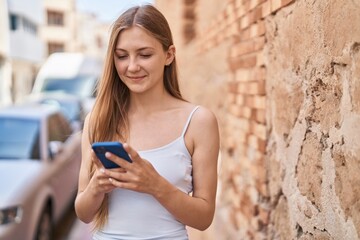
[1, 0, 360, 240]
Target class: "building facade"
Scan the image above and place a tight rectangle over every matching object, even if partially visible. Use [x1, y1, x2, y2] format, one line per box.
[0, 0, 109, 106]
[0, 0, 11, 106]
[5, 0, 44, 103]
[40, 0, 77, 56]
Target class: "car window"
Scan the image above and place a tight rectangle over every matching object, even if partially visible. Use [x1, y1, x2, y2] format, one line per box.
[40, 75, 97, 98]
[41, 99, 81, 122]
[48, 113, 73, 143]
[0, 118, 40, 159]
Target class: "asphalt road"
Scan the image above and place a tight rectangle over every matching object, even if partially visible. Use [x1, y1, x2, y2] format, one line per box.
[53, 204, 92, 240]
[53, 205, 78, 240]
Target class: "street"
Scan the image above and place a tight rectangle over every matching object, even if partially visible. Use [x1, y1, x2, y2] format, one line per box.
[54, 205, 92, 240]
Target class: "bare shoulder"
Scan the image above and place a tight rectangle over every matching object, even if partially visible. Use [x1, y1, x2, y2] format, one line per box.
[188, 106, 219, 142]
[192, 106, 218, 128]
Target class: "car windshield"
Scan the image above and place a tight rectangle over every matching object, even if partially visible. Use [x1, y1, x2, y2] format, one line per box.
[40, 75, 97, 98]
[0, 118, 40, 160]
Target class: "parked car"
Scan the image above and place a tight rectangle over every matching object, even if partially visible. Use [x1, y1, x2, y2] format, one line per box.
[0, 104, 82, 240]
[31, 52, 102, 114]
[25, 92, 86, 132]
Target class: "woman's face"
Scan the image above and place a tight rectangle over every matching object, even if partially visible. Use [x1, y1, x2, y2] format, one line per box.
[114, 26, 174, 94]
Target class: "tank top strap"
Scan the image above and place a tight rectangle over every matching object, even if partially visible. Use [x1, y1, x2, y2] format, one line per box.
[181, 106, 200, 137]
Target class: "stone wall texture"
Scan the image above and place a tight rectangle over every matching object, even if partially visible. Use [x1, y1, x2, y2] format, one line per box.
[155, 0, 360, 239]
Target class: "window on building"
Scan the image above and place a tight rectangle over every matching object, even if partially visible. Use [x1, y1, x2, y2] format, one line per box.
[9, 14, 37, 34]
[23, 18, 37, 34]
[9, 14, 18, 30]
[48, 42, 64, 55]
[47, 10, 64, 26]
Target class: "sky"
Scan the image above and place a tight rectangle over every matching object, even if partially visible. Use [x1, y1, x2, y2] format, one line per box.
[76, 0, 154, 23]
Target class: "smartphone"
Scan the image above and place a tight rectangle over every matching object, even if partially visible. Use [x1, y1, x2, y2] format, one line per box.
[92, 141, 132, 169]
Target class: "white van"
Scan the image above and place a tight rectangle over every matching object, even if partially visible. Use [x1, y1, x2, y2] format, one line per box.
[32, 52, 102, 113]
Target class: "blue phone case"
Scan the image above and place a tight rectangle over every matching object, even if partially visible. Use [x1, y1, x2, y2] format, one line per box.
[92, 141, 132, 168]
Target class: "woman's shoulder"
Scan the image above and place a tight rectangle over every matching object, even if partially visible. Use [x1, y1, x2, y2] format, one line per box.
[176, 103, 218, 134]
[192, 105, 218, 126]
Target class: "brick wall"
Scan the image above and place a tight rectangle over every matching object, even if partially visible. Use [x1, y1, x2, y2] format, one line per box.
[156, 0, 360, 239]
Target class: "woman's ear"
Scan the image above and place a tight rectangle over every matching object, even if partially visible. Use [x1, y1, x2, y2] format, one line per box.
[165, 45, 176, 66]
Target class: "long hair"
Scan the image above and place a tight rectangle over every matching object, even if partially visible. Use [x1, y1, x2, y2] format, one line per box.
[88, 4, 184, 229]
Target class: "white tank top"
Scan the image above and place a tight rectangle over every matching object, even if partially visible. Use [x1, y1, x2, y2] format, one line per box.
[93, 106, 200, 240]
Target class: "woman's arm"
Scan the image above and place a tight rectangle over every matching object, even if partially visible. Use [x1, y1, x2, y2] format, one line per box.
[154, 107, 220, 230]
[74, 114, 117, 223]
[104, 107, 220, 230]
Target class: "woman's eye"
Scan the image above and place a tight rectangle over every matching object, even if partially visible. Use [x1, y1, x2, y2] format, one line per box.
[116, 55, 127, 59]
[140, 54, 152, 58]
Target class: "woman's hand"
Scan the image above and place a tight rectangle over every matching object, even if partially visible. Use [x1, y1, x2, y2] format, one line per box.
[101, 143, 163, 195]
[87, 150, 125, 196]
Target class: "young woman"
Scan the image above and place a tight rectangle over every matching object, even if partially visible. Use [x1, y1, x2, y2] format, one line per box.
[74, 4, 220, 239]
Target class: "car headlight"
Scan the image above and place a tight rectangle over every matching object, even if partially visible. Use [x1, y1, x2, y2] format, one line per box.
[0, 206, 23, 225]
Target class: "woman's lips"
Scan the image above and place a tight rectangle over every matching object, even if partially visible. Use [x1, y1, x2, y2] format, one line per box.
[127, 76, 145, 81]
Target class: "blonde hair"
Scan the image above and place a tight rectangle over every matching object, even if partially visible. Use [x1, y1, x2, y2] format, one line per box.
[88, 4, 184, 229]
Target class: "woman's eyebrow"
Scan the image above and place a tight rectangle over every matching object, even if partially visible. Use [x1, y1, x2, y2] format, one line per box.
[115, 47, 155, 51]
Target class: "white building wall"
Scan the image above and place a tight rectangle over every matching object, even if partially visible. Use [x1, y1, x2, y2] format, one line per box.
[6, 0, 44, 103]
[8, 0, 44, 62]
[0, 0, 12, 106]
[7, 0, 43, 24]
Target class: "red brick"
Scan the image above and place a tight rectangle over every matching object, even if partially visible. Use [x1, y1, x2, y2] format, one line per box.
[256, 52, 265, 67]
[255, 109, 266, 123]
[240, 14, 250, 29]
[258, 80, 266, 95]
[225, 2, 235, 16]
[256, 180, 269, 196]
[235, 6, 245, 21]
[233, 36, 265, 57]
[228, 81, 239, 93]
[282, 0, 294, 7]
[253, 95, 266, 109]
[261, 1, 271, 18]
[236, 94, 245, 105]
[241, 106, 252, 118]
[237, 82, 247, 93]
[258, 138, 266, 152]
[250, 162, 267, 183]
[235, 0, 242, 9]
[228, 93, 237, 104]
[253, 5, 263, 22]
[228, 54, 257, 70]
[243, 0, 251, 12]
[254, 36, 265, 50]
[271, 0, 281, 12]
[234, 40, 252, 57]
[255, 67, 266, 81]
[257, 20, 266, 36]
[235, 68, 252, 82]
[239, 27, 251, 41]
[258, 207, 270, 225]
[229, 104, 241, 117]
[254, 122, 266, 140]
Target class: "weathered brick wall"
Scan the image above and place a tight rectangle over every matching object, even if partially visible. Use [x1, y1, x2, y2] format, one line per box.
[155, 0, 360, 239]
[266, 0, 360, 239]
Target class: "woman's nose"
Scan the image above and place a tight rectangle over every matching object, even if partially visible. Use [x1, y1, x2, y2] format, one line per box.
[128, 59, 140, 72]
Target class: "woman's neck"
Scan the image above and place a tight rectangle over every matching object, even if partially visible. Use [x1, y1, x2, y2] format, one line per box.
[128, 89, 175, 115]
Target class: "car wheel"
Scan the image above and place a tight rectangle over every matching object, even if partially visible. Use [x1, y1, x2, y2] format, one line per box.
[35, 205, 53, 240]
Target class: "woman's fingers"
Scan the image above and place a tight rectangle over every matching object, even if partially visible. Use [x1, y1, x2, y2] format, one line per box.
[91, 150, 104, 170]
[123, 143, 141, 162]
[103, 143, 140, 169]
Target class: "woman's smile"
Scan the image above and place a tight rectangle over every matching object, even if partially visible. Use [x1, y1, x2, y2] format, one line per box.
[127, 75, 146, 80]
